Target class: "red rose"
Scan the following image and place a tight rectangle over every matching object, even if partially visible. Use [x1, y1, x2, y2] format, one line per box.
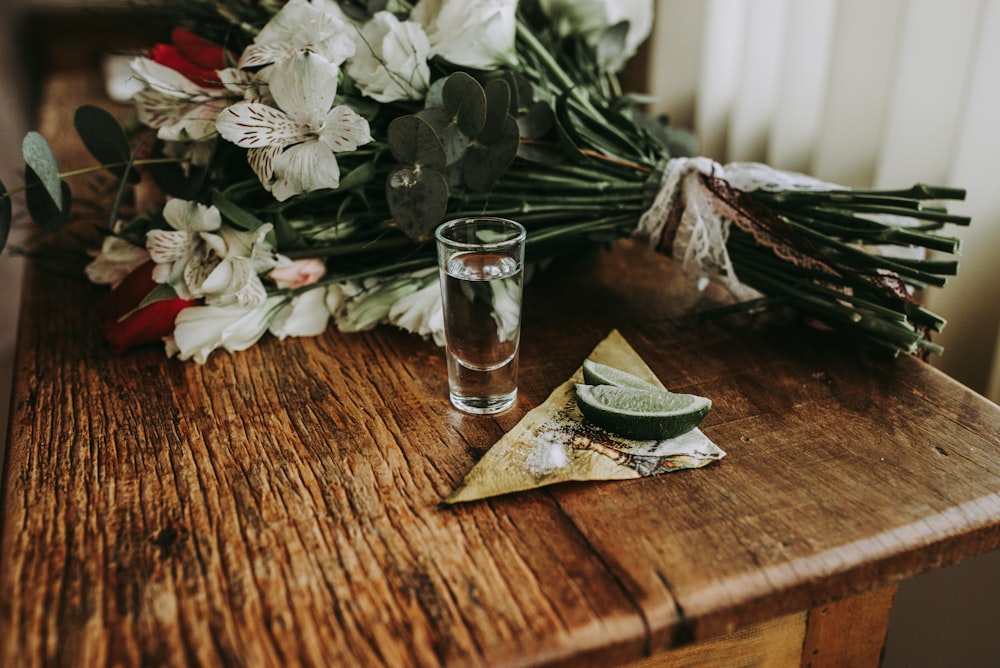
[148, 27, 232, 88]
[96, 261, 196, 354]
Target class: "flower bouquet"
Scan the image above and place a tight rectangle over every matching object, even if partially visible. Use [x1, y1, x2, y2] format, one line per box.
[1, 0, 969, 363]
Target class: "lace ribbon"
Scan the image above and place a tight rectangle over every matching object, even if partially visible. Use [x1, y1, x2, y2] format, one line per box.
[634, 157, 840, 302]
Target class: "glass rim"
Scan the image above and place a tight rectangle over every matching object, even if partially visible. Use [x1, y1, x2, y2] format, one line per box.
[434, 216, 526, 250]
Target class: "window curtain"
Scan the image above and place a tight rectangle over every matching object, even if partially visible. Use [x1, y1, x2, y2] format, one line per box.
[644, 0, 1000, 401]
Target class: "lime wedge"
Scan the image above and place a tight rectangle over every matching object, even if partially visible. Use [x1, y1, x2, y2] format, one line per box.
[575, 384, 711, 440]
[582, 359, 658, 389]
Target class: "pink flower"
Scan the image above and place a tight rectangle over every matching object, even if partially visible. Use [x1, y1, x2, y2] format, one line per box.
[268, 258, 327, 289]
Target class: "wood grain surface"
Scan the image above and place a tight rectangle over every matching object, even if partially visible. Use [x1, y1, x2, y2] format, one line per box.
[3, 19, 1000, 668]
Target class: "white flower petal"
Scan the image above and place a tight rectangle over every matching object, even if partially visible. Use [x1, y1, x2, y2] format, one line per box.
[387, 273, 445, 345]
[182, 245, 220, 296]
[130, 57, 211, 98]
[269, 287, 331, 339]
[163, 199, 223, 232]
[346, 13, 431, 103]
[146, 229, 196, 264]
[239, 42, 296, 69]
[412, 0, 517, 69]
[319, 105, 373, 152]
[169, 295, 287, 363]
[216, 101, 305, 149]
[199, 257, 268, 307]
[271, 141, 342, 201]
[243, 0, 355, 67]
[85, 238, 150, 286]
[248, 145, 282, 189]
[268, 51, 340, 127]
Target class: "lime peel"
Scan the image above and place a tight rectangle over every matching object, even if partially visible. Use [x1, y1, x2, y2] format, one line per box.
[575, 383, 712, 441]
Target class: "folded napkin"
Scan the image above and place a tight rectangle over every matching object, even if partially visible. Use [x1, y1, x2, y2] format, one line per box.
[443, 329, 726, 504]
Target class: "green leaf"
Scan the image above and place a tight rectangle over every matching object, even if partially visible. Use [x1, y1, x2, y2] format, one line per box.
[74, 105, 141, 184]
[516, 101, 555, 140]
[464, 116, 519, 192]
[387, 115, 446, 170]
[442, 72, 487, 137]
[136, 283, 181, 310]
[211, 188, 266, 231]
[25, 166, 72, 230]
[596, 22, 629, 71]
[480, 79, 511, 145]
[386, 166, 448, 240]
[417, 107, 469, 166]
[22, 131, 64, 211]
[0, 180, 11, 252]
[337, 160, 377, 191]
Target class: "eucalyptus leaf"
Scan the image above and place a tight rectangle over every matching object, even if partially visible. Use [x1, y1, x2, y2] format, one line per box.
[22, 132, 63, 211]
[516, 101, 555, 140]
[416, 107, 468, 166]
[387, 115, 446, 170]
[442, 72, 486, 137]
[501, 71, 535, 114]
[0, 181, 11, 252]
[74, 105, 141, 184]
[480, 79, 512, 145]
[386, 166, 448, 239]
[464, 116, 519, 192]
[424, 76, 446, 109]
[25, 166, 72, 230]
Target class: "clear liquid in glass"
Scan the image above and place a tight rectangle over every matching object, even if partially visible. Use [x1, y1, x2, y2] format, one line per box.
[442, 250, 524, 414]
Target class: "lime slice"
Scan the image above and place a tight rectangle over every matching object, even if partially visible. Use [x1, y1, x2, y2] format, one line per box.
[581, 359, 658, 389]
[575, 384, 711, 440]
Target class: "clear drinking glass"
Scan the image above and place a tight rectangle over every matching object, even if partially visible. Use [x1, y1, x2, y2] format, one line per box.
[436, 217, 526, 414]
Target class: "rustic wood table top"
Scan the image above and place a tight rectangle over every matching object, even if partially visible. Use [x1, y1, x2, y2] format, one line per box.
[3, 14, 1000, 668]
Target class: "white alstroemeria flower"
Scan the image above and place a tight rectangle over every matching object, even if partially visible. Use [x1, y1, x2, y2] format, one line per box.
[146, 198, 223, 294]
[131, 58, 233, 142]
[146, 199, 287, 306]
[336, 274, 424, 333]
[538, 0, 653, 70]
[215, 51, 374, 201]
[269, 286, 331, 340]
[346, 11, 431, 103]
[166, 294, 289, 364]
[197, 224, 289, 307]
[387, 270, 445, 345]
[85, 234, 151, 287]
[239, 0, 355, 69]
[325, 280, 363, 320]
[411, 0, 518, 69]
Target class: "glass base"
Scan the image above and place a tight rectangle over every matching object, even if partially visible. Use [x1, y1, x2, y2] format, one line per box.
[449, 389, 517, 415]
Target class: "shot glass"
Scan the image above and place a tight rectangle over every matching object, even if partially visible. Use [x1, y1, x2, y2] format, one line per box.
[436, 217, 527, 414]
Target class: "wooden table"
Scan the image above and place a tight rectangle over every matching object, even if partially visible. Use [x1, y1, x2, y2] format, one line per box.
[4, 14, 1000, 668]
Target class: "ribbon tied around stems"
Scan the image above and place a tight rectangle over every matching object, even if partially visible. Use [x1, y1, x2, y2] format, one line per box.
[634, 157, 848, 302]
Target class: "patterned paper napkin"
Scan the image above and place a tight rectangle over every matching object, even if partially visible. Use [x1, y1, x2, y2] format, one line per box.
[443, 329, 726, 504]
